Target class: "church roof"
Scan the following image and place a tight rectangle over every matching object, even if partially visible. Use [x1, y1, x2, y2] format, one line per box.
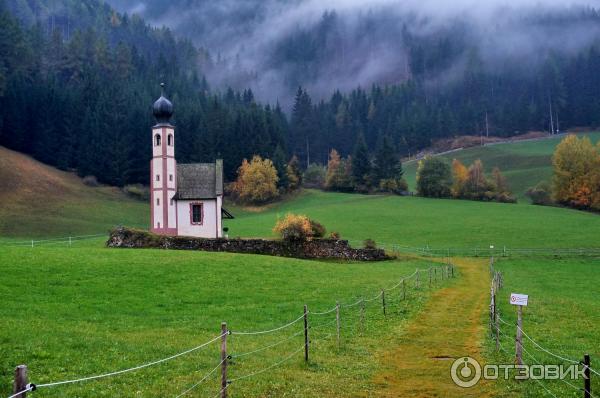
[174, 160, 223, 200]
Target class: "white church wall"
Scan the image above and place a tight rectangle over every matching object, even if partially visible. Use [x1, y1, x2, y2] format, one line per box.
[152, 191, 163, 229]
[176, 199, 220, 238]
[151, 157, 162, 189]
[168, 191, 177, 229]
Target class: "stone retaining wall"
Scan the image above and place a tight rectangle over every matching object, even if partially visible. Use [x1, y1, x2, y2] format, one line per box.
[107, 227, 390, 261]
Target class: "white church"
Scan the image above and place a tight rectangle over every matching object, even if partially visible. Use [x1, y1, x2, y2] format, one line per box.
[150, 83, 232, 238]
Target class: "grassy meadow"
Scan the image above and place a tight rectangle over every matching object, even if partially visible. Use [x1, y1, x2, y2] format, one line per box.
[488, 257, 600, 397]
[225, 189, 600, 249]
[0, 239, 450, 397]
[1, 139, 600, 397]
[403, 132, 600, 200]
[0, 146, 147, 238]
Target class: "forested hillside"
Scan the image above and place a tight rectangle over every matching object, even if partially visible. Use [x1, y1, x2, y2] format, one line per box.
[2, 0, 600, 185]
[0, 0, 286, 184]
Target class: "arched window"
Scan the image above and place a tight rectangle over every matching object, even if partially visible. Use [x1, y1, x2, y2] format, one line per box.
[168, 134, 173, 146]
[155, 134, 161, 146]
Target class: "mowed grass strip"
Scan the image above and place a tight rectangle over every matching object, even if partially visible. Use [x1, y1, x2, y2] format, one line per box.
[487, 257, 600, 397]
[0, 239, 449, 397]
[225, 190, 600, 249]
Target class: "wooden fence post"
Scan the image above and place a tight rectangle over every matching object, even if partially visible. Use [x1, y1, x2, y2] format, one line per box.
[360, 299, 365, 335]
[336, 302, 340, 349]
[584, 354, 591, 398]
[13, 365, 28, 398]
[495, 308, 500, 352]
[429, 268, 432, 288]
[220, 322, 228, 398]
[434, 267, 437, 282]
[303, 305, 309, 362]
[515, 305, 523, 366]
[415, 270, 420, 289]
[381, 289, 386, 317]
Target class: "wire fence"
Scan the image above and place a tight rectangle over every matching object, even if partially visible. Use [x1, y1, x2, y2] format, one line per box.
[489, 257, 598, 397]
[6, 262, 456, 398]
[0, 233, 107, 248]
[348, 240, 600, 258]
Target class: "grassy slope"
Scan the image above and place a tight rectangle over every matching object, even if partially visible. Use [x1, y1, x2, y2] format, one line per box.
[0, 146, 147, 238]
[403, 132, 600, 200]
[225, 189, 600, 249]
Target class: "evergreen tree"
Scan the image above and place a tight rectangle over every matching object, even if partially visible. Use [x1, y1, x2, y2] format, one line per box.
[351, 132, 371, 189]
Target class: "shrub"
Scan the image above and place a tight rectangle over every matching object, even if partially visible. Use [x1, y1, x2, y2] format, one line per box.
[526, 182, 553, 206]
[273, 214, 326, 241]
[303, 163, 326, 188]
[82, 175, 99, 187]
[329, 231, 341, 240]
[379, 178, 409, 194]
[309, 219, 326, 238]
[122, 184, 149, 201]
[363, 239, 377, 249]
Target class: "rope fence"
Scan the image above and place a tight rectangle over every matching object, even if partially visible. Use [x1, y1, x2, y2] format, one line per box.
[0, 233, 107, 248]
[489, 256, 597, 398]
[6, 262, 455, 398]
[348, 240, 600, 258]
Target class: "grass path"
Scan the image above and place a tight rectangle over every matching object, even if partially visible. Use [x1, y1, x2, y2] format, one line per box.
[373, 258, 495, 397]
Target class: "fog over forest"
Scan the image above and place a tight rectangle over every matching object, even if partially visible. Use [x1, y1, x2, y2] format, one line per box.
[109, 0, 600, 104]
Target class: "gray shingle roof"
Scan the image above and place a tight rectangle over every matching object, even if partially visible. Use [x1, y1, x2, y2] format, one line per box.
[174, 160, 223, 200]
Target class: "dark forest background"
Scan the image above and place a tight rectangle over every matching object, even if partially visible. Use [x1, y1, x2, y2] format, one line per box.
[1, 0, 600, 185]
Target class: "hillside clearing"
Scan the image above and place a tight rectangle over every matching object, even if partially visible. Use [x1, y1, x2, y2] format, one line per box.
[402, 132, 600, 200]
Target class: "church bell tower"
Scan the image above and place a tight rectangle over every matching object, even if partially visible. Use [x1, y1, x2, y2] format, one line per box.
[150, 83, 177, 235]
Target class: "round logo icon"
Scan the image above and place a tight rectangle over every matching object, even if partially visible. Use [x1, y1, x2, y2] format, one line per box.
[451, 357, 482, 388]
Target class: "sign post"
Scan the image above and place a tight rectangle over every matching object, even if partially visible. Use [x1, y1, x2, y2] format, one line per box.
[510, 293, 528, 366]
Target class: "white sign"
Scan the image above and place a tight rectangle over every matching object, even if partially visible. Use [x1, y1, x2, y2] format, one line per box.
[510, 293, 529, 306]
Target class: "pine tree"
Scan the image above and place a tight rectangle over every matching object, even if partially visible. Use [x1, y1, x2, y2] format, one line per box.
[351, 132, 371, 189]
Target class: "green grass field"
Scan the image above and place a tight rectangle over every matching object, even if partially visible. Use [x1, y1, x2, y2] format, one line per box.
[488, 257, 600, 397]
[1, 144, 600, 397]
[403, 132, 600, 200]
[0, 240, 450, 397]
[225, 189, 600, 249]
[0, 146, 147, 238]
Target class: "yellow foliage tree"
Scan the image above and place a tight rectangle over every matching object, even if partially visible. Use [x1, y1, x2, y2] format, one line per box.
[451, 159, 468, 197]
[233, 155, 279, 204]
[552, 135, 598, 208]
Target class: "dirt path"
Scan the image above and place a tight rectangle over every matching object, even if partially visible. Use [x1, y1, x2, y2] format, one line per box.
[373, 258, 494, 397]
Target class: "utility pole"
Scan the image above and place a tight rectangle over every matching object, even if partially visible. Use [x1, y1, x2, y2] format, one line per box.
[549, 95, 555, 135]
[485, 111, 490, 138]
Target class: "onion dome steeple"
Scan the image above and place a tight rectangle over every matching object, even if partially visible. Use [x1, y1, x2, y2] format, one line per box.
[153, 83, 173, 125]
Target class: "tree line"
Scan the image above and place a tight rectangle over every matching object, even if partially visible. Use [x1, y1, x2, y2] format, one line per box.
[0, 1, 286, 185]
[2, 0, 600, 192]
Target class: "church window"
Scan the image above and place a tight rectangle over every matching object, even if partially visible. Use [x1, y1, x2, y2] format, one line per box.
[168, 134, 173, 146]
[155, 134, 161, 146]
[156, 174, 160, 181]
[190, 203, 203, 225]
[169, 174, 173, 182]
[156, 198, 160, 205]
